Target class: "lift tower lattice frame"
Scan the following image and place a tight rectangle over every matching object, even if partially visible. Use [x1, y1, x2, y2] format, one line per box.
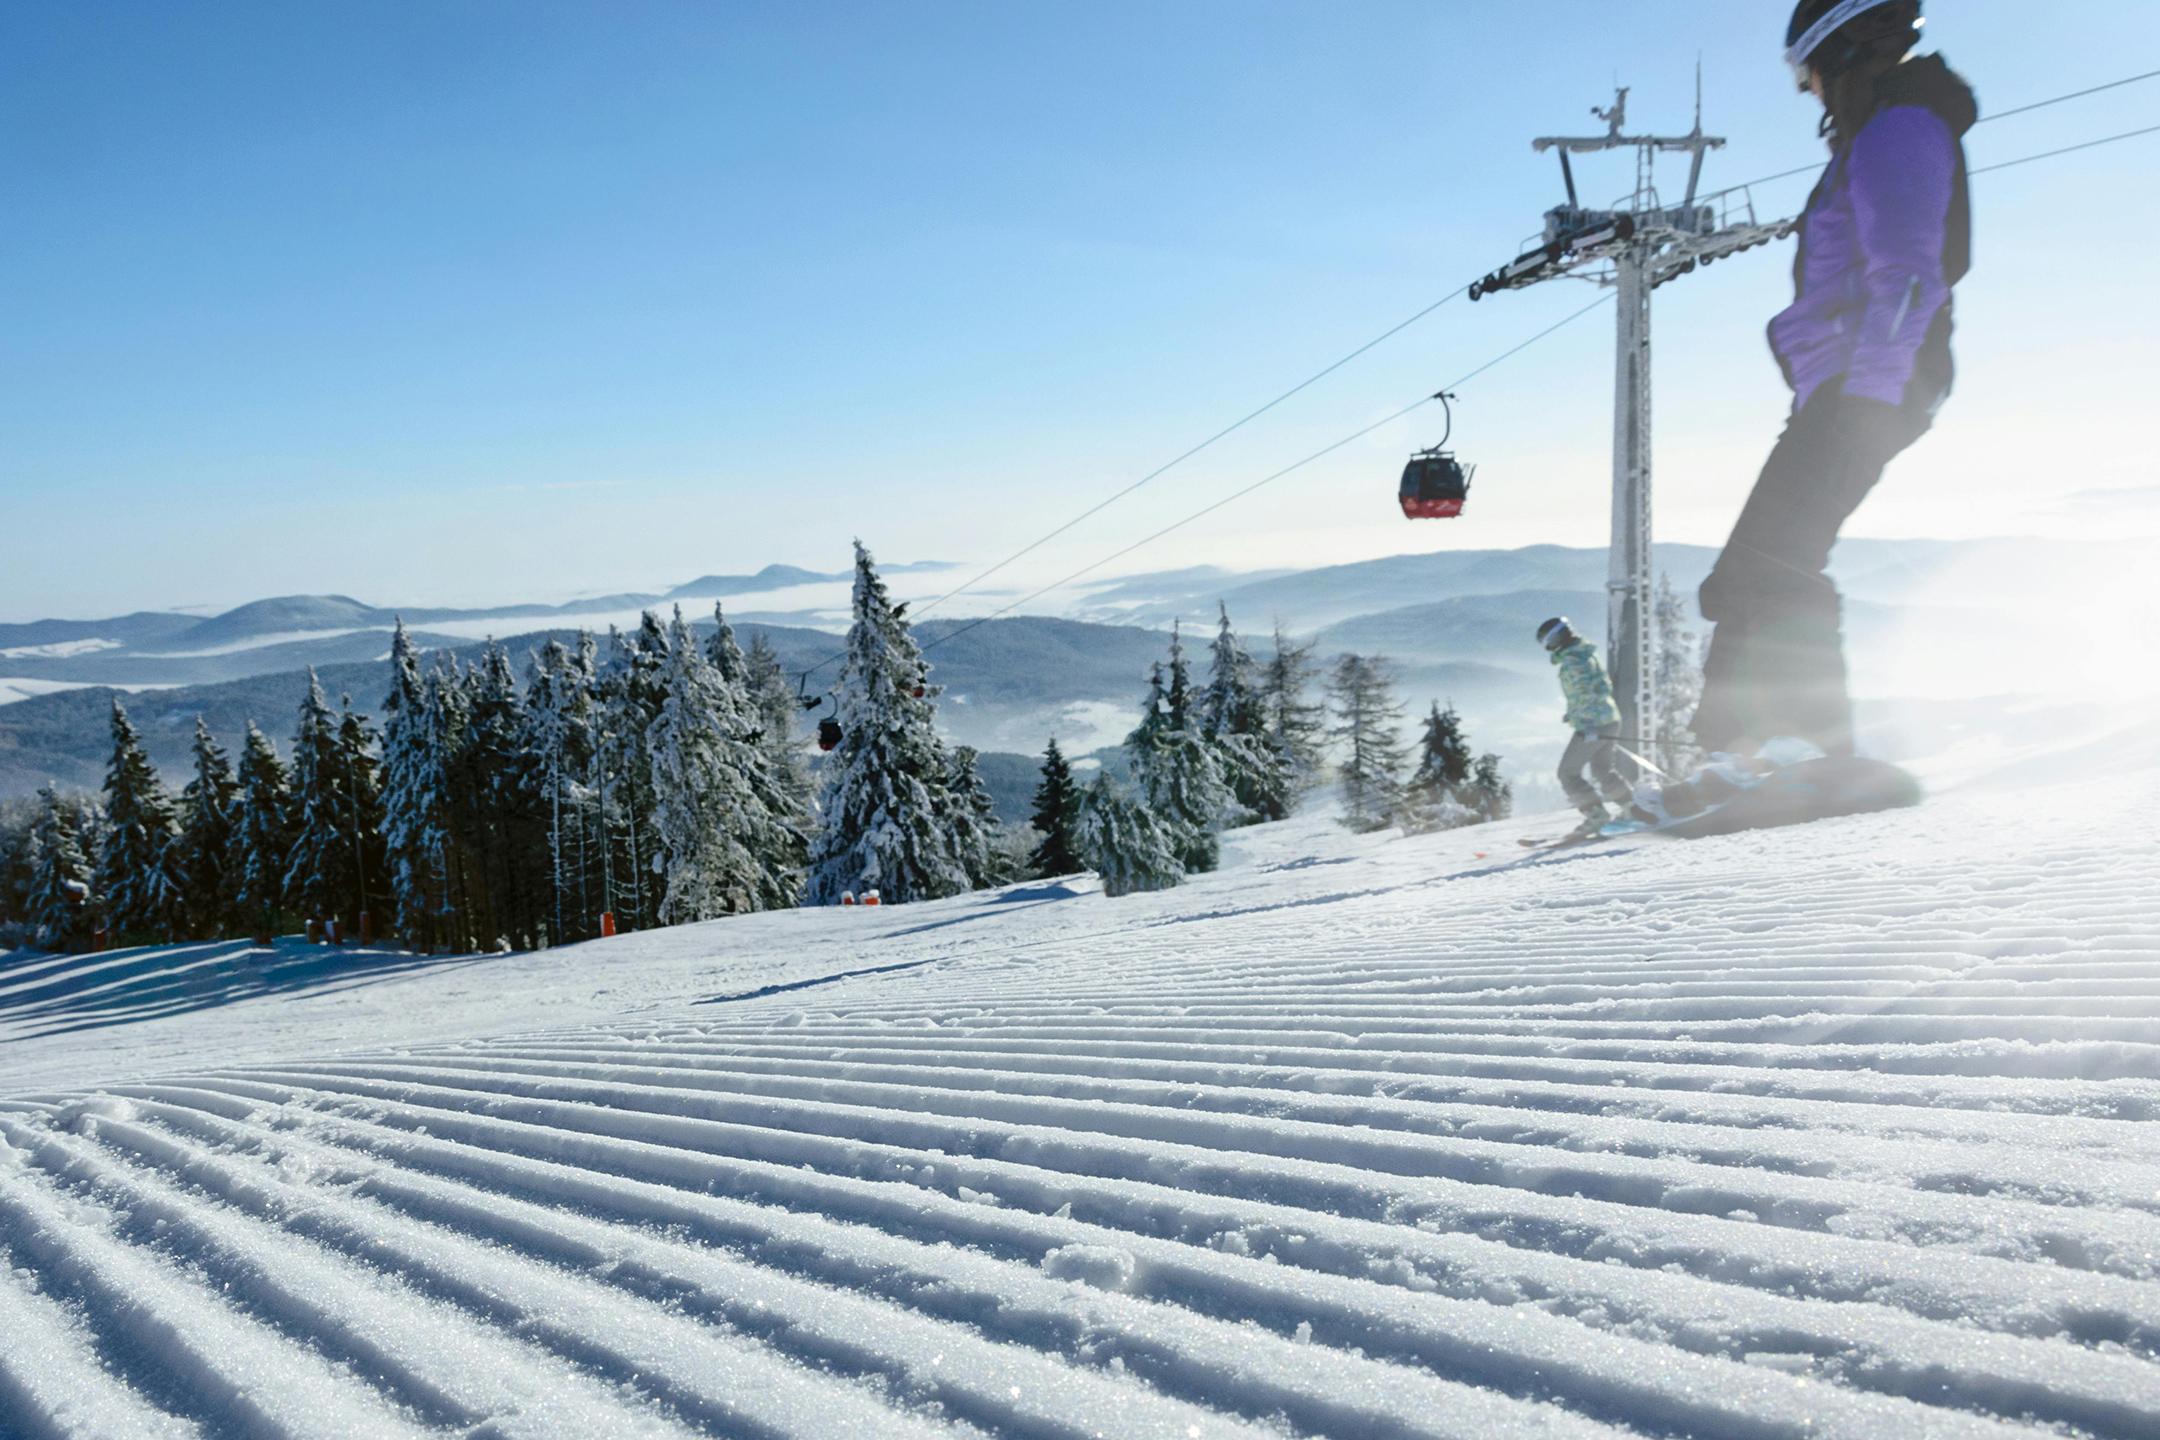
[1471, 84, 1796, 771]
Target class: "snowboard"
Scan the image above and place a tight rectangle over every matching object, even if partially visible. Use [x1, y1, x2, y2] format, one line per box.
[1612, 756, 1922, 841]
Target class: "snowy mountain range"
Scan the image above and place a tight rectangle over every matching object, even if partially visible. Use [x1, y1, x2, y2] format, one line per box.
[0, 537, 2137, 810]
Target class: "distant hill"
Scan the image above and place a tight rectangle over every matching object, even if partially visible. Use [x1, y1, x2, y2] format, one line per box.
[0, 611, 200, 655]
[1102, 545, 1722, 632]
[2, 537, 2123, 805]
[663, 564, 835, 601]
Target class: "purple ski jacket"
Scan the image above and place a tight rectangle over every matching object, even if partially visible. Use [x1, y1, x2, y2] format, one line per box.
[1769, 56, 1978, 412]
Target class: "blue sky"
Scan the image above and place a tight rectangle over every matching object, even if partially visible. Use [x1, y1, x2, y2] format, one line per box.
[3, 0, 2158, 620]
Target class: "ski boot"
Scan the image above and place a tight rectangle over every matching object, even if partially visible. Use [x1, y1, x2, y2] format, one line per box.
[1564, 808, 1611, 843]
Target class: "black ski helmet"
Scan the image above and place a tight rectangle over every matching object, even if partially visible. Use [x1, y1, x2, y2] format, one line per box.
[1537, 617, 1576, 652]
[1785, 0, 1923, 86]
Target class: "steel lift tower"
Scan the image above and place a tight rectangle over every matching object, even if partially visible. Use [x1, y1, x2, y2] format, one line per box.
[1471, 85, 1794, 770]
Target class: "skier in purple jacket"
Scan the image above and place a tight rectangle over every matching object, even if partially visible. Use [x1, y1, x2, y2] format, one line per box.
[1690, 0, 1976, 762]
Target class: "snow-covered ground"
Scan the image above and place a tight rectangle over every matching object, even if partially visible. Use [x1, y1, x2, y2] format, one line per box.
[3, 750, 2158, 1438]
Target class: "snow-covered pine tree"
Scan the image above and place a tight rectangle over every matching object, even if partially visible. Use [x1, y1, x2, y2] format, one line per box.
[1397, 702, 1481, 834]
[98, 699, 184, 943]
[1327, 652, 1408, 833]
[1470, 753, 1514, 822]
[705, 607, 810, 905]
[1127, 625, 1231, 874]
[743, 629, 816, 834]
[336, 698, 392, 939]
[647, 608, 764, 924]
[232, 722, 292, 942]
[287, 673, 375, 941]
[569, 630, 603, 931]
[944, 745, 1011, 889]
[525, 638, 597, 945]
[705, 603, 745, 683]
[0, 803, 35, 945]
[1653, 574, 1706, 775]
[426, 658, 477, 947]
[174, 718, 241, 939]
[594, 620, 669, 931]
[25, 786, 94, 950]
[282, 670, 351, 934]
[1258, 622, 1327, 793]
[1202, 604, 1294, 825]
[457, 642, 549, 950]
[380, 621, 454, 949]
[1027, 737, 1083, 878]
[806, 542, 970, 906]
[1072, 776, 1184, 899]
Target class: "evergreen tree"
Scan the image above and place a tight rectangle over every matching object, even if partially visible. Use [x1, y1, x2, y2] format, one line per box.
[744, 630, 816, 837]
[380, 621, 453, 949]
[569, 630, 604, 934]
[595, 620, 670, 930]
[944, 745, 1009, 889]
[1327, 653, 1408, 833]
[98, 699, 184, 943]
[806, 541, 969, 905]
[456, 643, 549, 950]
[1073, 777, 1183, 899]
[1126, 626, 1231, 874]
[526, 637, 597, 944]
[1470, 753, 1515, 822]
[231, 722, 292, 941]
[283, 671, 350, 931]
[648, 608, 765, 923]
[173, 718, 241, 939]
[647, 607, 803, 922]
[1654, 574, 1706, 775]
[1027, 737, 1083, 878]
[705, 603, 746, 683]
[25, 786, 94, 951]
[705, 608, 810, 904]
[0, 802, 36, 944]
[427, 659, 478, 946]
[1202, 604, 1294, 824]
[1258, 623, 1327, 792]
[336, 698, 392, 938]
[1398, 702, 1481, 834]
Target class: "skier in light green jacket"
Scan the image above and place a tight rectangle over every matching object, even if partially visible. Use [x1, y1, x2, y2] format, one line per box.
[1539, 617, 1632, 837]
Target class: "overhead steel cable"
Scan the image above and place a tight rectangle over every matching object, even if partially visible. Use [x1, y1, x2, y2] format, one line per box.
[909, 67, 2160, 660]
[1982, 67, 2160, 124]
[910, 293, 1617, 663]
[907, 286, 1471, 624]
[1693, 64, 2160, 209]
[1969, 122, 2160, 174]
[792, 103, 2160, 691]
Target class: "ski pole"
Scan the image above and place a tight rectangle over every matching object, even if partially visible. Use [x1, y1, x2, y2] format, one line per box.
[1613, 742, 1676, 782]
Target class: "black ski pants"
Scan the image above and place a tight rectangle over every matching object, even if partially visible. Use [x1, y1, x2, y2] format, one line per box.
[1694, 386, 1931, 758]
[1559, 727, 1631, 816]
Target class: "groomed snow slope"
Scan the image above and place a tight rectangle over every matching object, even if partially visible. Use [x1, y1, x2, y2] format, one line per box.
[3, 761, 2158, 1439]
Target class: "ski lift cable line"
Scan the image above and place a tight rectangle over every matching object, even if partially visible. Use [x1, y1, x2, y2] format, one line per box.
[910, 73, 2154, 636]
[910, 292, 1617, 663]
[1968, 121, 2160, 175]
[790, 110, 2156, 692]
[1691, 65, 2160, 208]
[1981, 67, 2160, 124]
[906, 285, 1472, 623]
